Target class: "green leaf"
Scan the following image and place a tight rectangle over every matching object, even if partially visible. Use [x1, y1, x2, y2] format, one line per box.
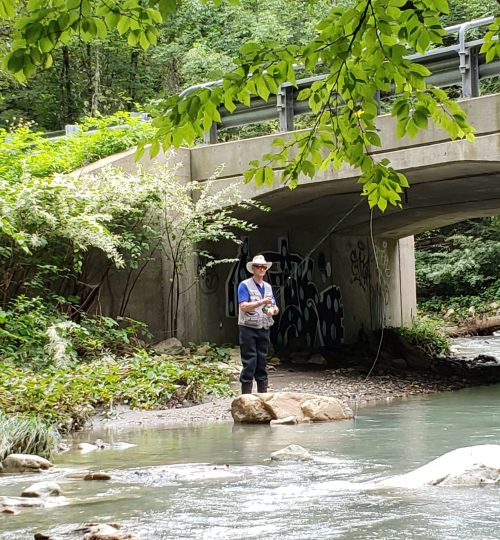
[6, 49, 25, 73]
[255, 167, 265, 187]
[377, 196, 388, 212]
[116, 16, 130, 36]
[264, 166, 274, 186]
[432, 0, 449, 14]
[255, 77, 270, 101]
[0, 0, 14, 18]
[365, 131, 381, 147]
[39, 37, 53, 53]
[413, 110, 428, 129]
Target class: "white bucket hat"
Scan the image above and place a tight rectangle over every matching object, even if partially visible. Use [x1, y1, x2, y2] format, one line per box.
[246, 254, 272, 273]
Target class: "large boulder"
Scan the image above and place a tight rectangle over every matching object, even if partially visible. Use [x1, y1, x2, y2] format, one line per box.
[231, 394, 274, 423]
[1, 454, 53, 473]
[376, 444, 500, 488]
[231, 392, 353, 424]
[152, 337, 184, 355]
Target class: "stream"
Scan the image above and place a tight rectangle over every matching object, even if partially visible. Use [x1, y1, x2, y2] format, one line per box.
[0, 337, 499, 540]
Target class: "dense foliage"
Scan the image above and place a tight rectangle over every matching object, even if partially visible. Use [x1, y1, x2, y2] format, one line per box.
[1, 1, 500, 210]
[0, 0, 332, 129]
[0, 113, 153, 181]
[416, 218, 500, 322]
[0, 346, 235, 431]
[0, 120, 258, 438]
[0, 124, 159, 311]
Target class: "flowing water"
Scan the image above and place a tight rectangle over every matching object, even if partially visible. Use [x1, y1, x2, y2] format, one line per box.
[1, 339, 500, 540]
[450, 334, 500, 360]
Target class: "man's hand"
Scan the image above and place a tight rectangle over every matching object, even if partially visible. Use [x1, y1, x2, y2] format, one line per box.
[263, 304, 279, 317]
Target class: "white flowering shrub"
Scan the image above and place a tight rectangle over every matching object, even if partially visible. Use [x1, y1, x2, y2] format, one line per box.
[0, 153, 266, 357]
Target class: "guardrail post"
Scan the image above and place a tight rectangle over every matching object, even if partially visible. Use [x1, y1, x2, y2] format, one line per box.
[203, 122, 218, 144]
[375, 90, 381, 114]
[65, 124, 80, 135]
[460, 46, 480, 98]
[130, 112, 149, 122]
[278, 85, 294, 131]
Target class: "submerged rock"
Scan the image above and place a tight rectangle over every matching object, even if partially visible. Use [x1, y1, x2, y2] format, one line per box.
[0, 454, 53, 473]
[2, 507, 17, 515]
[81, 523, 140, 539]
[84, 472, 112, 481]
[76, 442, 100, 453]
[376, 444, 500, 488]
[21, 481, 63, 497]
[271, 445, 313, 462]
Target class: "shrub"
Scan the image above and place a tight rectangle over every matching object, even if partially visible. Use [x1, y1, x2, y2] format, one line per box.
[0, 411, 61, 461]
[0, 296, 151, 370]
[0, 113, 153, 182]
[0, 350, 235, 431]
[394, 316, 450, 357]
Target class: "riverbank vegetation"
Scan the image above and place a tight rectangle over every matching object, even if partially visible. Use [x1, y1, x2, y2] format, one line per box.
[415, 218, 500, 329]
[0, 346, 235, 432]
[0, 128, 256, 444]
[0, 411, 61, 461]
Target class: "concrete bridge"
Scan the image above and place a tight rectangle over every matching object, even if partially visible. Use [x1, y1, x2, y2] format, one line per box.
[86, 93, 500, 349]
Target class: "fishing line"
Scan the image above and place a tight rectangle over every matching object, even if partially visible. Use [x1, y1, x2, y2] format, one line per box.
[271, 197, 365, 305]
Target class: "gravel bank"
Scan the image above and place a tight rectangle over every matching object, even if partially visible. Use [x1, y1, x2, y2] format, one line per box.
[87, 366, 477, 432]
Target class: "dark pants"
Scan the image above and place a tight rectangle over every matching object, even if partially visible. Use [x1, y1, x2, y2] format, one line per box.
[239, 325, 270, 384]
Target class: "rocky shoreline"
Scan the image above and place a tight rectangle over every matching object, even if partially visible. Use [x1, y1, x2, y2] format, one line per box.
[87, 359, 500, 432]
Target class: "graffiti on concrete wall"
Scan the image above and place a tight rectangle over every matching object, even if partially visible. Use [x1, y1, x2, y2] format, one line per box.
[373, 240, 391, 306]
[226, 237, 344, 349]
[349, 240, 370, 291]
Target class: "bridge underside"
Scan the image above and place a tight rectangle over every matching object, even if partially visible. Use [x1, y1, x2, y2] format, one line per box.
[248, 160, 500, 239]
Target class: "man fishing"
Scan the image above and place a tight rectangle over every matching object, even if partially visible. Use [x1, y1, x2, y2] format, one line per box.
[237, 254, 279, 394]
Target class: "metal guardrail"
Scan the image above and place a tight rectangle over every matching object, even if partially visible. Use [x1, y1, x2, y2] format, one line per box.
[40, 112, 149, 141]
[177, 17, 499, 144]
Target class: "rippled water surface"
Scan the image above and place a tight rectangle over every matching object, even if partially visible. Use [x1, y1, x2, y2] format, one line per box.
[1, 337, 500, 539]
[450, 334, 500, 360]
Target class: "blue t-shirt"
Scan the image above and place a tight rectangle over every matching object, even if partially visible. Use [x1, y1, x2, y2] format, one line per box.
[238, 279, 275, 304]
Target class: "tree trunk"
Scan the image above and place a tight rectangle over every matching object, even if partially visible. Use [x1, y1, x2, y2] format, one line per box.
[128, 50, 139, 111]
[61, 46, 75, 124]
[90, 44, 100, 116]
[446, 316, 500, 337]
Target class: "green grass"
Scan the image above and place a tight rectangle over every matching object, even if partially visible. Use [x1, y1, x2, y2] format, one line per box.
[0, 411, 61, 461]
